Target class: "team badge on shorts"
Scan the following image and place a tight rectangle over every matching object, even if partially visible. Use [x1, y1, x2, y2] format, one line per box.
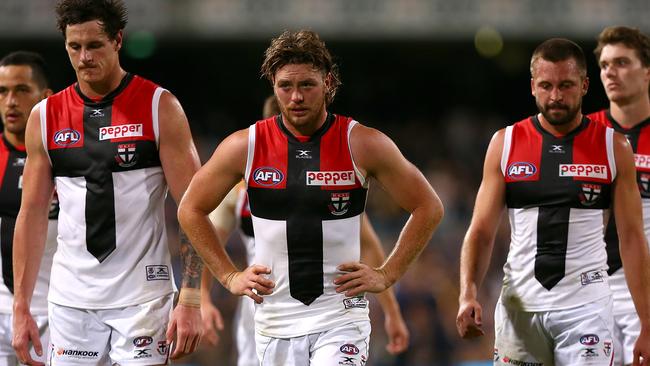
[157, 340, 169, 355]
[116, 143, 138, 168]
[329, 192, 350, 216]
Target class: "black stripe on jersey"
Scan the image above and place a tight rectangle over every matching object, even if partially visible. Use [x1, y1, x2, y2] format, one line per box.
[286, 136, 324, 305]
[533, 128, 575, 290]
[0, 217, 15, 293]
[82, 103, 117, 262]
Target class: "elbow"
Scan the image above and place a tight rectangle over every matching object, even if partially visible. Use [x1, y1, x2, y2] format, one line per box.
[427, 194, 445, 229]
[177, 199, 197, 232]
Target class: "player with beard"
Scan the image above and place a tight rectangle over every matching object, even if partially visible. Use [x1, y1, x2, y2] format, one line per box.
[179, 30, 442, 365]
[457, 38, 650, 365]
[587, 26, 650, 366]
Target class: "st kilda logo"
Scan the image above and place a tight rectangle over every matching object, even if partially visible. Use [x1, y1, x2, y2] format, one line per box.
[329, 192, 350, 216]
[115, 143, 137, 168]
[579, 183, 601, 206]
[253, 167, 284, 186]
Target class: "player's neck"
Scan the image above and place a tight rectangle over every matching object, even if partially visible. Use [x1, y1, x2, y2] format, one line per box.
[3, 130, 24, 149]
[610, 96, 650, 128]
[282, 109, 328, 137]
[77, 68, 127, 100]
[538, 112, 584, 137]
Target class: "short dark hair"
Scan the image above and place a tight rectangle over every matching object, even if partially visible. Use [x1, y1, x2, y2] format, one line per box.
[56, 0, 127, 40]
[594, 26, 650, 67]
[261, 30, 341, 105]
[530, 38, 587, 78]
[0, 51, 50, 89]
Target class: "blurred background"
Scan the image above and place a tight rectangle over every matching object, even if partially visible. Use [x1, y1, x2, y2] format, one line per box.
[1, 0, 649, 365]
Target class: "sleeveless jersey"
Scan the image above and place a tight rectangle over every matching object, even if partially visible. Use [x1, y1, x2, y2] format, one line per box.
[588, 109, 650, 314]
[40, 73, 175, 309]
[500, 115, 615, 311]
[245, 114, 369, 337]
[0, 135, 57, 315]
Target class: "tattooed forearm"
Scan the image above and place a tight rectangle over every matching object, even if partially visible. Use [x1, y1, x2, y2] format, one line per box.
[180, 229, 204, 289]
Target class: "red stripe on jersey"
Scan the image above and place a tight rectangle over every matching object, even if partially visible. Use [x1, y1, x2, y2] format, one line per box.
[109, 76, 157, 143]
[46, 87, 84, 150]
[0, 138, 9, 188]
[505, 117, 542, 183]
[572, 120, 612, 183]
[587, 110, 611, 128]
[248, 117, 288, 189]
[319, 115, 362, 191]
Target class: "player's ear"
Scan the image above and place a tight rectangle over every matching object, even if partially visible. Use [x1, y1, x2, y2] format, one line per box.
[530, 78, 536, 97]
[581, 76, 589, 96]
[114, 30, 123, 52]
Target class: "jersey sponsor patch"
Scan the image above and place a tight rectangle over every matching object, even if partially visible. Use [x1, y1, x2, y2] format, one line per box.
[559, 164, 607, 179]
[145, 265, 170, 281]
[53, 128, 81, 146]
[635, 154, 650, 169]
[580, 270, 604, 286]
[342, 295, 368, 310]
[99, 124, 143, 141]
[506, 162, 537, 179]
[253, 167, 284, 186]
[306, 170, 355, 186]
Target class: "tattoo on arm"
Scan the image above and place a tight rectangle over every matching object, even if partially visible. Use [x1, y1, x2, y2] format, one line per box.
[180, 230, 204, 289]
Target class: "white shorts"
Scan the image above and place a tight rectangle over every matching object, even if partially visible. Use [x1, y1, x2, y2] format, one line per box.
[48, 294, 173, 366]
[0, 313, 49, 366]
[612, 310, 639, 366]
[256, 320, 370, 366]
[234, 297, 257, 366]
[494, 296, 614, 365]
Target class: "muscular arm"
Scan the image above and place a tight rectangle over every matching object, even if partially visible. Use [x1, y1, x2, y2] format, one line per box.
[457, 130, 506, 338]
[157, 91, 203, 358]
[12, 105, 54, 365]
[612, 133, 650, 326]
[344, 124, 444, 289]
[158, 91, 203, 290]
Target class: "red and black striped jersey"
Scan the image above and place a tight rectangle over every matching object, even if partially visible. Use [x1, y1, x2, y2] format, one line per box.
[588, 109, 650, 315]
[244, 113, 369, 337]
[40, 73, 175, 309]
[500, 115, 614, 311]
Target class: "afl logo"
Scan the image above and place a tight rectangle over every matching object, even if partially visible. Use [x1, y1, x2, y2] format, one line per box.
[340, 344, 359, 355]
[53, 128, 81, 146]
[253, 167, 284, 186]
[580, 334, 600, 346]
[507, 162, 537, 179]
